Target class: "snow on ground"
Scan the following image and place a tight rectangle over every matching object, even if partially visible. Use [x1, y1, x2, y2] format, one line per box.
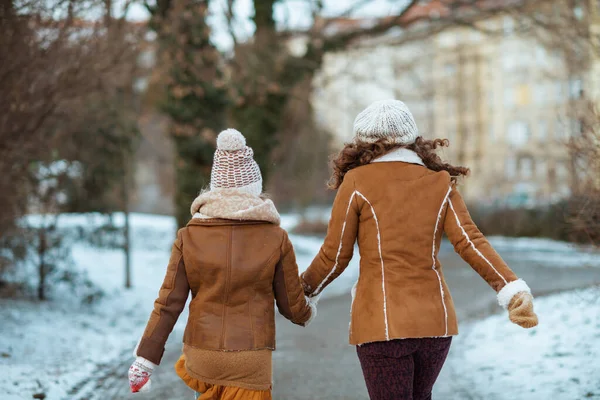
[487, 236, 600, 269]
[435, 286, 600, 400]
[289, 233, 360, 299]
[0, 214, 179, 400]
[1, 213, 598, 399]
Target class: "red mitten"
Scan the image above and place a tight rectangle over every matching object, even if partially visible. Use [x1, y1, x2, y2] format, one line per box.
[128, 357, 156, 393]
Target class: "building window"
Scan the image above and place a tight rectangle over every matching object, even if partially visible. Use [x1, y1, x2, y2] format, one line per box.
[446, 128, 455, 144]
[507, 121, 531, 146]
[538, 120, 548, 139]
[502, 52, 516, 71]
[570, 118, 585, 136]
[444, 63, 456, 77]
[556, 162, 570, 181]
[537, 160, 547, 178]
[535, 46, 547, 64]
[569, 77, 583, 99]
[505, 157, 518, 179]
[515, 84, 532, 106]
[574, 5, 584, 20]
[555, 124, 568, 141]
[446, 97, 458, 117]
[504, 87, 515, 108]
[534, 82, 547, 105]
[489, 122, 495, 142]
[555, 82, 564, 102]
[520, 157, 534, 179]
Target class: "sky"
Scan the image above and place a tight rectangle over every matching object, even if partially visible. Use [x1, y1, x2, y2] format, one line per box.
[123, 0, 411, 51]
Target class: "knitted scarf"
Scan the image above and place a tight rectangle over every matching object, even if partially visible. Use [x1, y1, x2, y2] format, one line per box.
[190, 189, 281, 225]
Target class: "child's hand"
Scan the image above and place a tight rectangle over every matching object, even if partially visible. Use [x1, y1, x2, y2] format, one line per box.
[508, 292, 538, 329]
[128, 357, 156, 393]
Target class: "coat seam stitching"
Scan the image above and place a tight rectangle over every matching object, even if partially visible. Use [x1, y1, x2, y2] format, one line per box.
[313, 191, 358, 296]
[354, 191, 389, 341]
[433, 186, 452, 337]
[448, 198, 508, 284]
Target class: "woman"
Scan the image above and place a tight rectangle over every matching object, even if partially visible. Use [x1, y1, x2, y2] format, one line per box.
[128, 129, 315, 399]
[301, 99, 538, 400]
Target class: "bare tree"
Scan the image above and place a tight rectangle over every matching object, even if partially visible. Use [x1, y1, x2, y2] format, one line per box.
[569, 101, 600, 246]
[0, 0, 144, 296]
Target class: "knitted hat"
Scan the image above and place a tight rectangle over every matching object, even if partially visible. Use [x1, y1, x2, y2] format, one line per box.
[210, 129, 263, 196]
[353, 99, 419, 145]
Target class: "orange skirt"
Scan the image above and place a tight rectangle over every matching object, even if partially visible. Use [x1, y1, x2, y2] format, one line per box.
[175, 355, 272, 400]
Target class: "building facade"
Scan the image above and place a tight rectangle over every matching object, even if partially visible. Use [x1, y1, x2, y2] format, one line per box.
[312, 1, 600, 207]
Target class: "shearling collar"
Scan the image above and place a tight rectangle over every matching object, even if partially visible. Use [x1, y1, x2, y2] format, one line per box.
[190, 189, 281, 225]
[372, 148, 424, 166]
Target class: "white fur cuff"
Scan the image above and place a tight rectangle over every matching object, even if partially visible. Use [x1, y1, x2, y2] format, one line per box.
[497, 279, 531, 309]
[135, 356, 158, 371]
[304, 296, 318, 327]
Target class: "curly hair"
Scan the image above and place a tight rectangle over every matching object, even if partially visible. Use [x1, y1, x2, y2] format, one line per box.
[328, 137, 470, 189]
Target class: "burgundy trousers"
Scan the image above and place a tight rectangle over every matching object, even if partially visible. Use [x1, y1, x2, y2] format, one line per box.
[356, 337, 452, 400]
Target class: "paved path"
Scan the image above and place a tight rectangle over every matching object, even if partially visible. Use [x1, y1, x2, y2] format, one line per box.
[86, 247, 600, 400]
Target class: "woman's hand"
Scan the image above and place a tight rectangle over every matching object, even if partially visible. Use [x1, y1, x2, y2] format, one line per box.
[508, 292, 538, 329]
[128, 357, 156, 393]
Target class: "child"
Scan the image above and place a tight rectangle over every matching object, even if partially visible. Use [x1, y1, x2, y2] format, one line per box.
[128, 129, 315, 399]
[301, 100, 538, 400]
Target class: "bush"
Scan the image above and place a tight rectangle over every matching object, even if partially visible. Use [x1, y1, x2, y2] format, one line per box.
[470, 195, 600, 245]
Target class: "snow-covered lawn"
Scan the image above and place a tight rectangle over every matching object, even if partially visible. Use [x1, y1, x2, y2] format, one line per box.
[487, 236, 600, 269]
[0, 214, 342, 400]
[435, 286, 600, 400]
[0, 214, 179, 400]
[1, 213, 598, 400]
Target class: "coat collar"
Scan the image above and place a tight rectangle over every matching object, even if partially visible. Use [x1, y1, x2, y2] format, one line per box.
[189, 189, 281, 225]
[371, 148, 425, 166]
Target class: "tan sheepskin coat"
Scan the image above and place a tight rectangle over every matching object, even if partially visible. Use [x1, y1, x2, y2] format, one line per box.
[301, 148, 531, 345]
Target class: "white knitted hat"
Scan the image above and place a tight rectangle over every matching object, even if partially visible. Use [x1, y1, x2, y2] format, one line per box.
[353, 99, 419, 145]
[210, 129, 263, 196]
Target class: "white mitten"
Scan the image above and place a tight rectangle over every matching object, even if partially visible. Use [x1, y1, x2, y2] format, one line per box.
[128, 356, 156, 393]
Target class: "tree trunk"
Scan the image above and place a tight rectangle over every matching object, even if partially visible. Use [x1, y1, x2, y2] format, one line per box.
[157, 0, 227, 228]
[253, 0, 277, 45]
[123, 166, 132, 289]
[38, 228, 46, 301]
[0, 0, 13, 20]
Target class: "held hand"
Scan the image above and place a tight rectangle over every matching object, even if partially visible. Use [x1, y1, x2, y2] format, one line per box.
[128, 357, 156, 393]
[508, 292, 538, 329]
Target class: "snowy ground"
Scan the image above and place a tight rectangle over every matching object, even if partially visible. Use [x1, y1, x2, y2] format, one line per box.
[435, 286, 600, 400]
[1, 213, 599, 400]
[487, 236, 600, 269]
[0, 214, 179, 400]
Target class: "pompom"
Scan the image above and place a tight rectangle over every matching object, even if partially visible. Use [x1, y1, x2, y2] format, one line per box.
[217, 129, 246, 151]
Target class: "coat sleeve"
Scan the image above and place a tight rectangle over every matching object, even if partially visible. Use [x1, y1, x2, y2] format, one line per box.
[273, 231, 315, 326]
[136, 229, 190, 364]
[301, 174, 359, 298]
[443, 187, 532, 309]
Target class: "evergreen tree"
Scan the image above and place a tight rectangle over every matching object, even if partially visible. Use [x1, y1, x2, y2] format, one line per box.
[148, 0, 228, 227]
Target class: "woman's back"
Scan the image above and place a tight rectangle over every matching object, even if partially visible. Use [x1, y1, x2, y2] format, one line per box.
[348, 160, 451, 270]
[300, 99, 537, 400]
[302, 141, 528, 345]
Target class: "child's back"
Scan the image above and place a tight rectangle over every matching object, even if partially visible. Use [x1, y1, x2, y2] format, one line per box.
[129, 130, 314, 399]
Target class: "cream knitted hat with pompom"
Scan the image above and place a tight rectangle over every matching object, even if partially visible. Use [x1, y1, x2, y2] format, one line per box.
[210, 129, 263, 196]
[353, 99, 419, 145]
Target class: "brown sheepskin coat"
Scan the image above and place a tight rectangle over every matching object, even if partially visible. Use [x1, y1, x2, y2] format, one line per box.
[301, 148, 531, 345]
